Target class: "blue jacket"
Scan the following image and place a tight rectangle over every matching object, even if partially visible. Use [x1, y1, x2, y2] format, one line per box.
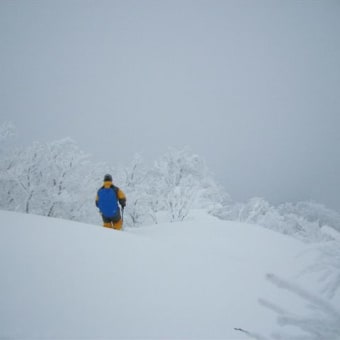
[96, 181, 127, 218]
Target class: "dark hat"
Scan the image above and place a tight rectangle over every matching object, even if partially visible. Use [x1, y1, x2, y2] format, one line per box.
[104, 174, 112, 182]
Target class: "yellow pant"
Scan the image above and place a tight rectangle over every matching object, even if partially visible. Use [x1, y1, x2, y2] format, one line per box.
[103, 218, 123, 230]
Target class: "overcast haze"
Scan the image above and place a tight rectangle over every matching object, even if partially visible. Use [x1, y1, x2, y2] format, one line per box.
[1, 0, 340, 211]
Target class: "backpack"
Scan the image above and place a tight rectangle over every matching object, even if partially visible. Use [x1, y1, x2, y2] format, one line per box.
[97, 185, 119, 218]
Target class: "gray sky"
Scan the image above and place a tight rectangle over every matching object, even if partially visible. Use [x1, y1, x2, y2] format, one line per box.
[1, 0, 340, 211]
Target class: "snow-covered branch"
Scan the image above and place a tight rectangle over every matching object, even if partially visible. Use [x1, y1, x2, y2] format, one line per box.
[259, 273, 340, 340]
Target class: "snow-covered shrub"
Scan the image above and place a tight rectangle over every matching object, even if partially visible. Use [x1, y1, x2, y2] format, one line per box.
[278, 201, 340, 233]
[212, 196, 334, 242]
[282, 213, 332, 242]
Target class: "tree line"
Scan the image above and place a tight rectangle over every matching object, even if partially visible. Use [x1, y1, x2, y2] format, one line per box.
[1, 121, 339, 241]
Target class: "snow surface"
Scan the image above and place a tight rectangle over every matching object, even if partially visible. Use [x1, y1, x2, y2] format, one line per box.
[0, 210, 326, 339]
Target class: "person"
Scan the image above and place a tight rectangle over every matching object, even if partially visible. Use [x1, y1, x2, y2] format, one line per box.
[95, 174, 126, 230]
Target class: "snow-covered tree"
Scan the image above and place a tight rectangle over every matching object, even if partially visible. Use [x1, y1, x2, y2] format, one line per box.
[152, 147, 217, 222]
[121, 154, 154, 227]
[0, 121, 15, 145]
[1, 141, 46, 214]
[0, 138, 96, 221]
[42, 138, 92, 220]
[0, 122, 18, 210]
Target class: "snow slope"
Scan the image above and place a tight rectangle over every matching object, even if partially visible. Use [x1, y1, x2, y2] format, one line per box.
[0, 210, 326, 339]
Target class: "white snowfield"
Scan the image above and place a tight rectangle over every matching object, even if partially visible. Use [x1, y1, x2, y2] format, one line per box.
[0, 210, 332, 339]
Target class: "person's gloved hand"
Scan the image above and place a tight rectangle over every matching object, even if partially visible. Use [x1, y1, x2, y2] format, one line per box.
[119, 199, 126, 209]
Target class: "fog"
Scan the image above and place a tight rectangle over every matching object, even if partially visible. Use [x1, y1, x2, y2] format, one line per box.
[1, 0, 339, 211]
